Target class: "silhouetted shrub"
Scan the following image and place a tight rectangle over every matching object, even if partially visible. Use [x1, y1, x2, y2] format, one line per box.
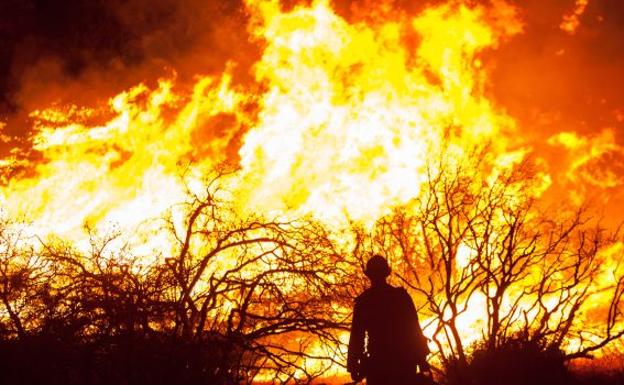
[570, 355, 624, 385]
[573, 370, 624, 385]
[0, 332, 240, 385]
[444, 336, 570, 385]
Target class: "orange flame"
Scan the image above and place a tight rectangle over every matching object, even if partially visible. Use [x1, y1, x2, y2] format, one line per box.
[237, 0, 522, 222]
[1, 0, 525, 239]
[560, 0, 590, 34]
[0, 1, 621, 379]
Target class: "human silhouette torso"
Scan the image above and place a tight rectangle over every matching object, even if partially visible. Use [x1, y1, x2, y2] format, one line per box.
[348, 282, 428, 385]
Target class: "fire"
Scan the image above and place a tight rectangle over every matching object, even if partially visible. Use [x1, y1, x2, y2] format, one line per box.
[238, 0, 521, 222]
[1, 0, 523, 237]
[549, 129, 624, 190]
[2, 73, 248, 243]
[560, 0, 590, 34]
[0, 0, 622, 381]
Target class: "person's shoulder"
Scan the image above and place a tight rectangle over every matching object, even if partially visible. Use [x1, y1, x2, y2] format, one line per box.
[392, 286, 412, 299]
[355, 287, 374, 303]
[387, 284, 408, 294]
[355, 288, 370, 300]
[378, 284, 410, 300]
[395, 286, 409, 294]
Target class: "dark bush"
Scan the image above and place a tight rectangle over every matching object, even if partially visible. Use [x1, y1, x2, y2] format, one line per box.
[573, 370, 624, 385]
[570, 355, 624, 385]
[444, 336, 570, 385]
[0, 332, 239, 385]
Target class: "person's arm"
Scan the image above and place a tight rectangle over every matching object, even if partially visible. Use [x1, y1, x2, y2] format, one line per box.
[414, 311, 430, 370]
[347, 299, 365, 381]
[402, 289, 430, 367]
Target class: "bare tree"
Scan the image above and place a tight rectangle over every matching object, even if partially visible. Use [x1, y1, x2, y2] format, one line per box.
[160, 174, 354, 382]
[2, 159, 623, 384]
[0, 220, 54, 339]
[358, 153, 624, 371]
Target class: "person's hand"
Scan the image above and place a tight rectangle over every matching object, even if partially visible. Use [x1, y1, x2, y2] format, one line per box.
[350, 370, 364, 382]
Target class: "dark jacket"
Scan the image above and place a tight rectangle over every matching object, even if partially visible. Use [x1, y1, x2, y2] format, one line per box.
[347, 283, 429, 380]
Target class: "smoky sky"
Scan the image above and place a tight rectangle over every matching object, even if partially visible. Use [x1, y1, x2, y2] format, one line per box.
[1, 0, 623, 143]
[1, 0, 187, 112]
[0, 0, 251, 137]
[489, 0, 624, 137]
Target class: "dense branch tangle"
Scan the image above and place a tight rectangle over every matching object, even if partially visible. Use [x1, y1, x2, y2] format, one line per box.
[0, 174, 353, 384]
[1, 159, 623, 383]
[160, 177, 352, 383]
[361, 155, 624, 368]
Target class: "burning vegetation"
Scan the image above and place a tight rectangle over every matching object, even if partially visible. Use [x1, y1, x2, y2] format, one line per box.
[0, 0, 623, 384]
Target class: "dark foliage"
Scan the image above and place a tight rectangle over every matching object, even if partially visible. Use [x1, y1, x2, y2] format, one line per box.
[570, 355, 624, 385]
[573, 370, 624, 385]
[444, 336, 570, 385]
[0, 332, 237, 385]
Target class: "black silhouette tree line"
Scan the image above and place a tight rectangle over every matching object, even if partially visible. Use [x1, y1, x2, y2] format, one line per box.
[0, 174, 355, 384]
[1, 155, 623, 383]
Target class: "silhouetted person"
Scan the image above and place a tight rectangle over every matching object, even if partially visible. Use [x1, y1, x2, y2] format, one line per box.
[348, 255, 430, 385]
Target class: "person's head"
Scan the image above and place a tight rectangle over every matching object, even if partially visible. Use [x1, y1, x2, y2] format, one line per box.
[364, 254, 390, 285]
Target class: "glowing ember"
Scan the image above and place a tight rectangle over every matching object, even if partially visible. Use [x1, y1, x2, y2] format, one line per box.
[560, 0, 590, 34]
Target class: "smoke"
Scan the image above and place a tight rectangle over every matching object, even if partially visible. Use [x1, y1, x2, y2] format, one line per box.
[2, 0, 622, 128]
[0, 0, 255, 150]
[483, 0, 624, 221]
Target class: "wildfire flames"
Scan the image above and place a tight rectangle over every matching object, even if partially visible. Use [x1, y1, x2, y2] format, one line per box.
[2, 0, 526, 237]
[1, 0, 623, 381]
